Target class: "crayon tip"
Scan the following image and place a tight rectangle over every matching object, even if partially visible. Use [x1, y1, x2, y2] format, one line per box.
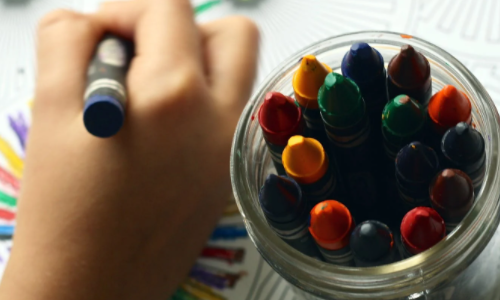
[350, 221, 393, 263]
[265, 91, 287, 105]
[442, 122, 485, 165]
[282, 136, 328, 184]
[396, 142, 439, 182]
[382, 95, 425, 138]
[292, 55, 332, 109]
[259, 174, 303, 223]
[401, 207, 445, 254]
[428, 85, 472, 134]
[318, 73, 364, 127]
[258, 91, 302, 145]
[309, 200, 353, 250]
[342, 43, 384, 82]
[430, 169, 474, 218]
[388, 45, 430, 89]
[351, 42, 372, 59]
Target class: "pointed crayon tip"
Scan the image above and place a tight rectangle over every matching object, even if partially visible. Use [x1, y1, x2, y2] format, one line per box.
[382, 95, 425, 139]
[401, 207, 445, 254]
[258, 91, 302, 145]
[442, 122, 485, 165]
[282, 136, 327, 184]
[342, 43, 384, 83]
[350, 42, 372, 59]
[309, 200, 353, 250]
[292, 55, 332, 109]
[388, 44, 430, 88]
[265, 91, 287, 105]
[428, 85, 472, 134]
[430, 169, 474, 219]
[396, 142, 439, 182]
[400, 44, 416, 57]
[318, 73, 365, 127]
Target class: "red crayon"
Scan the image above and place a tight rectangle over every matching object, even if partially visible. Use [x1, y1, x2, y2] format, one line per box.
[258, 92, 304, 174]
[0, 166, 19, 192]
[400, 207, 446, 257]
[200, 246, 245, 264]
[387, 45, 432, 106]
[430, 169, 474, 232]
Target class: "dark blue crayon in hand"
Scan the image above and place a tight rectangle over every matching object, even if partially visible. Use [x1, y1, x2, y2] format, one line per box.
[396, 142, 440, 209]
[441, 122, 486, 195]
[210, 225, 247, 241]
[341, 42, 388, 131]
[259, 174, 323, 260]
[350, 220, 397, 267]
[84, 34, 134, 138]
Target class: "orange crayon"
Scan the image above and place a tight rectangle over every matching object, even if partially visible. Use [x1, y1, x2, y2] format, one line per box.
[282, 136, 342, 207]
[292, 55, 332, 143]
[428, 85, 472, 135]
[309, 200, 355, 265]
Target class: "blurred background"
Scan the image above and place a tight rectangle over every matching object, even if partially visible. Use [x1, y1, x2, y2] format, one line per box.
[1, 0, 499, 108]
[0, 1, 499, 299]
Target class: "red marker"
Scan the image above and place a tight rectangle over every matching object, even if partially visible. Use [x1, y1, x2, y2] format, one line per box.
[309, 200, 355, 265]
[430, 169, 474, 232]
[400, 207, 446, 257]
[258, 92, 304, 174]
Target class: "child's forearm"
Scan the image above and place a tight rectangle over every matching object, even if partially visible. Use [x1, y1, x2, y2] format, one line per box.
[0, 0, 258, 299]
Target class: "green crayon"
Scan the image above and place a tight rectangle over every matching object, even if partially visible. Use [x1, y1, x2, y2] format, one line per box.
[318, 73, 382, 221]
[381, 95, 426, 160]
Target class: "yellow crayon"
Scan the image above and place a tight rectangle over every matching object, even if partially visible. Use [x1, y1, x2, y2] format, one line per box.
[0, 136, 23, 179]
[182, 279, 227, 300]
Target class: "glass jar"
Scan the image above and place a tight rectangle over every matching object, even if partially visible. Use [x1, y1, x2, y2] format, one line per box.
[230, 31, 500, 300]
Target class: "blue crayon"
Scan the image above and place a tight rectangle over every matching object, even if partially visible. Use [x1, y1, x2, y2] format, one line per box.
[259, 174, 323, 260]
[341, 42, 389, 130]
[210, 225, 247, 240]
[350, 220, 398, 267]
[395, 142, 440, 209]
[441, 122, 485, 195]
[84, 34, 134, 138]
[0, 225, 14, 236]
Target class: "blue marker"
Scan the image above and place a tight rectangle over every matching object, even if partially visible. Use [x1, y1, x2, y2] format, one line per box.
[84, 34, 133, 138]
[210, 225, 247, 240]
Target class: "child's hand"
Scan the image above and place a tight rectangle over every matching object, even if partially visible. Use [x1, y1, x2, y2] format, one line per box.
[0, 1, 258, 299]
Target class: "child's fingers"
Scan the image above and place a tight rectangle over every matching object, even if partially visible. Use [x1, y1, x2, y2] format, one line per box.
[34, 10, 103, 117]
[93, 1, 142, 39]
[95, 0, 202, 72]
[201, 16, 259, 113]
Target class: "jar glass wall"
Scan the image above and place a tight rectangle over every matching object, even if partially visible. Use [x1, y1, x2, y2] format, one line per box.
[231, 32, 500, 299]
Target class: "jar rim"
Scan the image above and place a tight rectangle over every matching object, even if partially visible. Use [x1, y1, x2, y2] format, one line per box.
[231, 31, 500, 298]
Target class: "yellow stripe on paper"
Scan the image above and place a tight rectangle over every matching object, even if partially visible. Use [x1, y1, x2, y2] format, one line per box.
[0, 137, 23, 179]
